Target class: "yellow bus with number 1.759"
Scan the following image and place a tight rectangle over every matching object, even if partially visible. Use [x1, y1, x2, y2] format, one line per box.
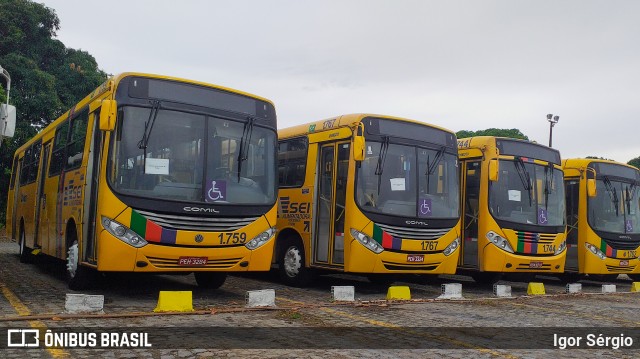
[6, 72, 278, 289]
[275, 114, 461, 286]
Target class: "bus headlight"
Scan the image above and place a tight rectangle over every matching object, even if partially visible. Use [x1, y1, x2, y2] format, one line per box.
[101, 216, 148, 248]
[245, 227, 276, 250]
[443, 237, 460, 256]
[486, 231, 514, 253]
[554, 240, 567, 255]
[585, 243, 606, 260]
[350, 228, 383, 254]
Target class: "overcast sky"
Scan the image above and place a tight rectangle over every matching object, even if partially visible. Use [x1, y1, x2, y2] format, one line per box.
[40, 0, 640, 162]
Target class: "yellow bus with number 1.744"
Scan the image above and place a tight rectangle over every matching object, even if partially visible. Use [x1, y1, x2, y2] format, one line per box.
[6, 72, 278, 289]
[275, 114, 461, 286]
[458, 136, 567, 283]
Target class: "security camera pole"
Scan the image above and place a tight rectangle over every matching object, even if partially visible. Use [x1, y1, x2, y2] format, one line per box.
[1, 64, 16, 149]
[547, 113, 559, 147]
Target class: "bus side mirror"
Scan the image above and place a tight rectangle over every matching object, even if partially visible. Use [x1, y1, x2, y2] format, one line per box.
[99, 99, 117, 131]
[488, 159, 499, 182]
[353, 123, 365, 161]
[1, 104, 16, 138]
[587, 178, 597, 197]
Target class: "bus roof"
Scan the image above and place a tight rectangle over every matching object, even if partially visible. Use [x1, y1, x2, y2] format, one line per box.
[458, 136, 561, 164]
[563, 158, 640, 173]
[278, 113, 455, 140]
[14, 72, 275, 155]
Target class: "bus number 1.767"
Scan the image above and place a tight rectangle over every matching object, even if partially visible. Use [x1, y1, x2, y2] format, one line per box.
[421, 241, 437, 251]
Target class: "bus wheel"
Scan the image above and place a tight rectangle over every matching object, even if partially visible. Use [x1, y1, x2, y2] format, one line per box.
[18, 227, 33, 264]
[279, 242, 312, 287]
[194, 272, 227, 289]
[66, 240, 91, 290]
[471, 271, 502, 284]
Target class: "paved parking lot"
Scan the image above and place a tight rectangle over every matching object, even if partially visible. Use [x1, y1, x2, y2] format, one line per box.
[1, 237, 640, 358]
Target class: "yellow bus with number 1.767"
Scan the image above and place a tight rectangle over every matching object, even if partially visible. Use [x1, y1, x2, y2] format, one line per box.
[275, 114, 461, 286]
[6, 72, 279, 289]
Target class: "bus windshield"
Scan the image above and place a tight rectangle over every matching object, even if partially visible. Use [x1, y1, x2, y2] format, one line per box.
[356, 141, 459, 219]
[489, 159, 565, 226]
[588, 177, 640, 234]
[110, 106, 276, 205]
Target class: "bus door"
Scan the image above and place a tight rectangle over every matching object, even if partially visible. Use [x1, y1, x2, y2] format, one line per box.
[314, 141, 350, 267]
[461, 160, 481, 268]
[34, 142, 51, 249]
[82, 113, 102, 263]
[564, 178, 580, 271]
[12, 157, 23, 239]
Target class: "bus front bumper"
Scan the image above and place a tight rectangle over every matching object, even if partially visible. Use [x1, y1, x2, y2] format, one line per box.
[347, 241, 459, 274]
[481, 243, 566, 273]
[96, 231, 274, 272]
[582, 251, 640, 275]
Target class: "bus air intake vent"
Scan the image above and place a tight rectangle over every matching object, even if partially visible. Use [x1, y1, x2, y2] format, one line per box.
[135, 209, 258, 232]
[375, 223, 452, 240]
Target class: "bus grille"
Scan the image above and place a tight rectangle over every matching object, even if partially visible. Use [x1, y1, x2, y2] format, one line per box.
[382, 261, 440, 271]
[603, 238, 640, 250]
[375, 223, 453, 240]
[515, 231, 556, 243]
[146, 256, 241, 269]
[135, 209, 259, 232]
[605, 264, 636, 273]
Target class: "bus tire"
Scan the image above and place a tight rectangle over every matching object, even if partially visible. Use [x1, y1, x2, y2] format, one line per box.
[18, 225, 33, 264]
[194, 272, 227, 289]
[66, 239, 92, 290]
[279, 241, 313, 287]
[471, 271, 502, 284]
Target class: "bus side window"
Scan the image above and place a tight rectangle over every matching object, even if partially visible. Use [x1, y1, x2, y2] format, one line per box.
[9, 156, 18, 189]
[65, 110, 89, 170]
[19, 148, 31, 185]
[278, 137, 308, 188]
[49, 120, 69, 176]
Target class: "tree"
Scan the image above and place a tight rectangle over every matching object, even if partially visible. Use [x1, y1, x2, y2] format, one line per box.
[456, 128, 529, 140]
[0, 0, 107, 223]
[628, 157, 640, 169]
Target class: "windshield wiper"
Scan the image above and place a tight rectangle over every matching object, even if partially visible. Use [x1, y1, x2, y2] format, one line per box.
[514, 157, 533, 206]
[543, 163, 554, 210]
[625, 181, 637, 215]
[374, 136, 390, 195]
[425, 146, 446, 194]
[137, 100, 161, 173]
[237, 116, 255, 181]
[602, 176, 619, 216]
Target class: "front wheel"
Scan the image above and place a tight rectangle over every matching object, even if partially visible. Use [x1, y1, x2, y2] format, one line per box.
[66, 240, 92, 290]
[18, 228, 33, 264]
[194, 272, 227, 289]
[279, 242, 313, 287]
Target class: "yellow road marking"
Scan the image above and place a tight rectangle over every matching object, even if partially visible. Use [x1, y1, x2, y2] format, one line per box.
[1, 283, 69, 357]
[277, 297, 518, 358]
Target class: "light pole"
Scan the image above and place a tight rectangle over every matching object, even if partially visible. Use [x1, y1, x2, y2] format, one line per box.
[547, 113, 559, 147]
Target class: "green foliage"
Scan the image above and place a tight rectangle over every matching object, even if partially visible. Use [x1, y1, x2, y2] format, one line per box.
[586, 156, 614, 161]
[0, 0, 107, 222]
[456, 128, 529, 140]
[627, 157, 640, 169]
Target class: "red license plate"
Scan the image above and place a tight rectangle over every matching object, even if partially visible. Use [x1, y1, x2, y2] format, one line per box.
[620, 260, 629, 267]
[178, 256, 208, 266]
[529, 261, 543, 268]
[407, 254, 424, 263]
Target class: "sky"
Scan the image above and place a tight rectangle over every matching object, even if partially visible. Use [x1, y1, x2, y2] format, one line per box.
[39, 0, 640, 162]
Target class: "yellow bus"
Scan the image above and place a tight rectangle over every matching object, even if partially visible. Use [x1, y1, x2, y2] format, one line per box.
[6, 73, 278, 289]
[563, 158, 640, 280]
[458, 137, 567, 282]
[275, 114, 461, 286]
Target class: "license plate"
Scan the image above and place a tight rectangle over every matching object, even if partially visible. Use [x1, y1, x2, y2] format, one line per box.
[178, 256, 208, 266]
[620, 260, 629, 267]
[407, 254, 424, 263]
[529, 261, 543, 268]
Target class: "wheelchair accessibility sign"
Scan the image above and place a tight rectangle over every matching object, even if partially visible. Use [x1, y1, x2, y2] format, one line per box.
[418, 198, 432, 218]
[206, 180, 227, 202]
